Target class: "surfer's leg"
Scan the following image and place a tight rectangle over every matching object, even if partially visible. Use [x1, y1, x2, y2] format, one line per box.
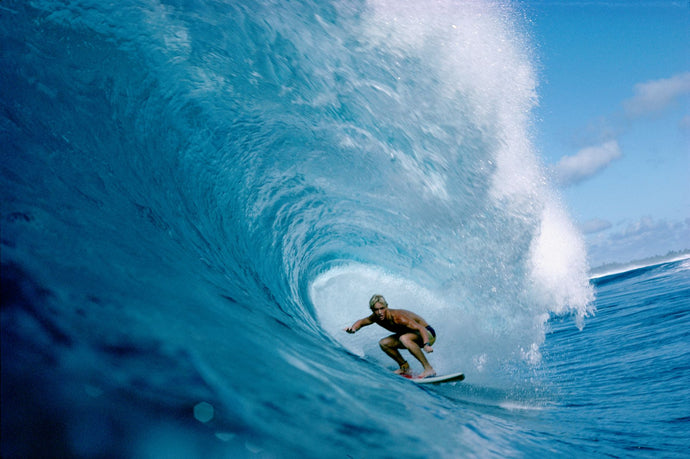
[379, 335, 409, 374]
[399, 333, 436, 378]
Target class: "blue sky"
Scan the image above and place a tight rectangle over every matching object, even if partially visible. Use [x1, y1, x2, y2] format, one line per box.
[521, 1, 689, 267]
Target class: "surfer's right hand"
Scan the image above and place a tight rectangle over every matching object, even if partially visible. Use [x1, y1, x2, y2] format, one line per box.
[345, 327, 355, 334]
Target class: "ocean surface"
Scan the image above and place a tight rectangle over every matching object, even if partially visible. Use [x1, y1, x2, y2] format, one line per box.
[2, 1, 688, 457]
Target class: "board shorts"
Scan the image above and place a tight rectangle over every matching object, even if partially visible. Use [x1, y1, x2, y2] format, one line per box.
[425, 325, 437, 346]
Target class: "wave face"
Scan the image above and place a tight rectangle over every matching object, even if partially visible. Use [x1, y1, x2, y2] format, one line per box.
[2, 0, 595, 457]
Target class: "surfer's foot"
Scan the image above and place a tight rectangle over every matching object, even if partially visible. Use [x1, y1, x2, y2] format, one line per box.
[419, 369, 436, 379]
[394, 362, 410, 375]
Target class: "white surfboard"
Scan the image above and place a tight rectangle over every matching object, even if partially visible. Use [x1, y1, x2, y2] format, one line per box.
[402, 371, 465, 384]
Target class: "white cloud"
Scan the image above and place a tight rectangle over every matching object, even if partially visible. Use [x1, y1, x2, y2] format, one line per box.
[623, 72, 690, 118]
[618, 216, 665, 238]
[580, 218, 612, 235]
[585, 216, 690, 267]
[553, 140, 622, 187]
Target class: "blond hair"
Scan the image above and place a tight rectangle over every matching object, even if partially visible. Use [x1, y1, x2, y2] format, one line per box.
[369, 294, 387, 309]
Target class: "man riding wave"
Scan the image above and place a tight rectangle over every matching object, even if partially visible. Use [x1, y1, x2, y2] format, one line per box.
[345, 294, 436, 378]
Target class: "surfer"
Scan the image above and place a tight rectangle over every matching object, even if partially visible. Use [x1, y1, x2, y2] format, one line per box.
[345, 294, 436, 378]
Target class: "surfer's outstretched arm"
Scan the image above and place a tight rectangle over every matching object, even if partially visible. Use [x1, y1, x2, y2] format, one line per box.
[345, 315, 374, 333]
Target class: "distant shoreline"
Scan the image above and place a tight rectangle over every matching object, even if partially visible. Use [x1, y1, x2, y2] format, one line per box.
[590, 251, 690, 279]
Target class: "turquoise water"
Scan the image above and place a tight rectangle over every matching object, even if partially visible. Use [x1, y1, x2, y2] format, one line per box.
[2, 1, 687, 457]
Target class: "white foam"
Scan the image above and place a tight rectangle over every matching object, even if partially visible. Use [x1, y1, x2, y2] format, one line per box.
[361, 0, 538, 202]
[528, 196, 596, 329]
